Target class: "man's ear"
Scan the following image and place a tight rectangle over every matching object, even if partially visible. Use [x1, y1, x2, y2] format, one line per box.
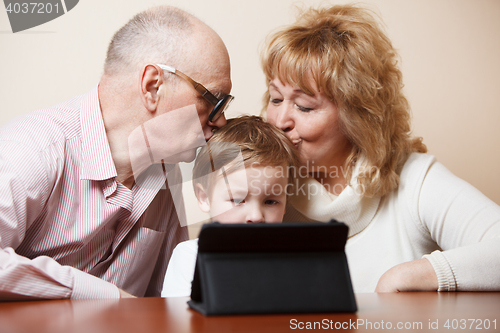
[140, 64, 164, 112]
[195, 183, 211, 213]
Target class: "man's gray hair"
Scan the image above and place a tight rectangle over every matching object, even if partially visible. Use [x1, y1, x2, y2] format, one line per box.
[104, 6, 194, 75]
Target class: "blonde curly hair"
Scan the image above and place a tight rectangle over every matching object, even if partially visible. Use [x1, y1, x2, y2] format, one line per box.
[261, 4, 426, 197]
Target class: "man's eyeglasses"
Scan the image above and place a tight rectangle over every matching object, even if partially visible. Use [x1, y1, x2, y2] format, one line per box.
[157, 64, 233, 123]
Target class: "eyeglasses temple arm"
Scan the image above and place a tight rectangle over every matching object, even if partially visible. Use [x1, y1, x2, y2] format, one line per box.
[177, 71, 219, 105]
[157, 64, 219, 105]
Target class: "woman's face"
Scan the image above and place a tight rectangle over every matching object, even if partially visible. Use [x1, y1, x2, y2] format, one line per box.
[266, 78, 352, 173]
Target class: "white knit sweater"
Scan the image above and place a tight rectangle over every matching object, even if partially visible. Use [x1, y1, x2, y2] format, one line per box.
[284, 153, 500, 292]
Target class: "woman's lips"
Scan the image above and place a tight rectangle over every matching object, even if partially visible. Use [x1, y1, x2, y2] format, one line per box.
[291, 139, 301, 148]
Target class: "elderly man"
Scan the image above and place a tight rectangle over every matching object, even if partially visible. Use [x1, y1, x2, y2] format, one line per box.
[0, 6, 231, 300]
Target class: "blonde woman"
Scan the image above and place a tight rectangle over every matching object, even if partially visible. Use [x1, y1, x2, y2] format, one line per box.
[261, 4, 500, 293]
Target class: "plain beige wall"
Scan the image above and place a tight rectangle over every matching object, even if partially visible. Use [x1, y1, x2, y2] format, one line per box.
[1, 0, 499, 238]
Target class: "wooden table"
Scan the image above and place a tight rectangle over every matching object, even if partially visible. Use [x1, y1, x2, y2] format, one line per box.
[0, 293, 499, 332]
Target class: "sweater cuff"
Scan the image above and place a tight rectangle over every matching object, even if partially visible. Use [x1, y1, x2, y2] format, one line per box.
[70, 268, 120, 299]
[423, 250, 457, 291]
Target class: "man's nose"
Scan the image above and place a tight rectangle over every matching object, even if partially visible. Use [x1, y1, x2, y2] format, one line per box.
[206, 113, 227, 140]
[210, 112, 227, 129]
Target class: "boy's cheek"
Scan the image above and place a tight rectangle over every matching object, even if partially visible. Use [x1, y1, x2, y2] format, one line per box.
[210, 204, 241, 223]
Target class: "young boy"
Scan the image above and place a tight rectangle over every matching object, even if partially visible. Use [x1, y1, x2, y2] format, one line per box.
[161, 115, 299, 297]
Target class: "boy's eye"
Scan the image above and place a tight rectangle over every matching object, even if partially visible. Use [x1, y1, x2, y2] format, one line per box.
[265, 200, 279, 205]
[231, 198, 245, 205]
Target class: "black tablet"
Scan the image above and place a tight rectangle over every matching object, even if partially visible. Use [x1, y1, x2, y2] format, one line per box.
[188, 220, 357, 315]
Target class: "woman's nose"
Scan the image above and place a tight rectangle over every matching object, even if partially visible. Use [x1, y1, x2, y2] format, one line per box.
[271, 105, 294, 133]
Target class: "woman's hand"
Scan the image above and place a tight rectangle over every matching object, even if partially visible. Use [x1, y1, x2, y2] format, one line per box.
[375, 258, 439, 292]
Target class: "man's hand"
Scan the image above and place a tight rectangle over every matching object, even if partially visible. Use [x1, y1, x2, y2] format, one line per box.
[119, 288, 136, 298]
[375, 258, 439, 292]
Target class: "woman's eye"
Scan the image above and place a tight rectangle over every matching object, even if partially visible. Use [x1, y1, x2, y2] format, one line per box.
[296, 104, 313, 112]
[270, 98, 282, 104]
[265, 200, 279, 205]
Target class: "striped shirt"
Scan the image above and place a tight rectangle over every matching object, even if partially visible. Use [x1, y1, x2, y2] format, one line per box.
[0, 87, 188, 300]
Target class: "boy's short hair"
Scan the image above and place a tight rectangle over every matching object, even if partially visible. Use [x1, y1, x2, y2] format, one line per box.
[193, 115, 300, 195]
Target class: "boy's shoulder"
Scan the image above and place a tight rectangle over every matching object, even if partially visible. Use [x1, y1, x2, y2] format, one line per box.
[174, 238, 199, 255]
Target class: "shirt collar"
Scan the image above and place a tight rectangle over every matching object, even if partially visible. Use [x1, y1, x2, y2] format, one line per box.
[80, 86, 117, 181]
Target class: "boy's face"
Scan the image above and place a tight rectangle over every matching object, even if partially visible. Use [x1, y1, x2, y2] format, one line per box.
[197, 165, 288, 223]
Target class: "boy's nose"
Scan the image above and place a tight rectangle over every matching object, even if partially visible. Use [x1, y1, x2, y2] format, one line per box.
[246, 205, 265, 223]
